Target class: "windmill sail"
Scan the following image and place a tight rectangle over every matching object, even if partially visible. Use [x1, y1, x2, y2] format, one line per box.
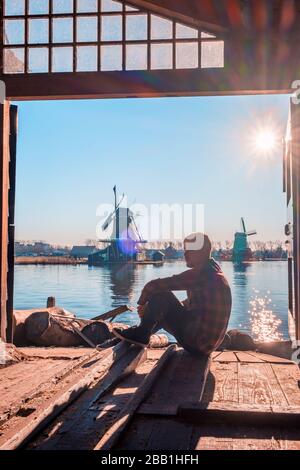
[241, 218, 247, 234]
[101, 193, 124, 232]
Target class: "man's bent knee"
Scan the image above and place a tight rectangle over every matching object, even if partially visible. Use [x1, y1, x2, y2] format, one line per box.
[148, 291, 176, 304]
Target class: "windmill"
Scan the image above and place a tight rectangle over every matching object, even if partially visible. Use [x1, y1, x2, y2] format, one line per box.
[232, 218, 257, 263]
[90, 187, 146, 265]
[100, 187, 145, 243]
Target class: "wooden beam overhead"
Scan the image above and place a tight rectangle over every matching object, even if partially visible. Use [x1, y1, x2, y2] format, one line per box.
[127, 0, 300, 36]
[0, 52, 296, 102]
[125, 0, 230, 33]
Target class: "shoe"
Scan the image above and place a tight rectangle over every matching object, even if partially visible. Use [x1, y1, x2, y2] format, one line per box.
[112, 327, 150, 348]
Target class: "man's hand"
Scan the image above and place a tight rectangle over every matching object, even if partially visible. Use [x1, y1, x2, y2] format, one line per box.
[137, 304, 147, 319]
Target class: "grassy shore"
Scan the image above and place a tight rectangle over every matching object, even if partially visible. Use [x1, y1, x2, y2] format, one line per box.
[15, 256, 87, 265]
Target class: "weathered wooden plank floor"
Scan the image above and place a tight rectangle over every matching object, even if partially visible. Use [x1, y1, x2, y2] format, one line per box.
[22, 347, 300, 451]
[0, 347, 95, 424]
[0, 345, 128, 449]
[114, 350, 300, 451]
[2, 345, 300, 450]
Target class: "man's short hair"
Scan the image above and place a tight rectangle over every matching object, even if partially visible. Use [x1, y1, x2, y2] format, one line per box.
[184, 233, 212, 255]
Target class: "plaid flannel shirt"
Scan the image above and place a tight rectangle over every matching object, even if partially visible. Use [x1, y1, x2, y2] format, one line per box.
[138, 258, 232, 354]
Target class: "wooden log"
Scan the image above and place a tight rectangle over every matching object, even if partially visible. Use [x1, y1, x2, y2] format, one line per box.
[25, 311, 82, 347]
[178, 402, 300, 427]
[24, 312, 113, 348]
[14, 305, 129, 346]
[0, 341, 132, 450]
[81, 322, 111, 346]
[94, 344, 177, 450]
[13, 307, 76, 346]
[149, 333, 169, 349]
[255, 340, 293, 359]
[68, 322, 97, 348]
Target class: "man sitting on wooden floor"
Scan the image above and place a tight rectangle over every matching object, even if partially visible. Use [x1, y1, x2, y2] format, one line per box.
[112, 233, 232, 356]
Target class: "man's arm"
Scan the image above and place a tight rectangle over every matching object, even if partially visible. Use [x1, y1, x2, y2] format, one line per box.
[137, 269, 199, 305]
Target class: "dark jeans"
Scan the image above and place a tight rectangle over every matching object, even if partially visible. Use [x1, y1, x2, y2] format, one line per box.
[140, 291, 203, 356]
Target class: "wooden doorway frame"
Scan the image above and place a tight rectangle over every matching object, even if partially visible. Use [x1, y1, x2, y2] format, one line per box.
[0, 101, 17, 343]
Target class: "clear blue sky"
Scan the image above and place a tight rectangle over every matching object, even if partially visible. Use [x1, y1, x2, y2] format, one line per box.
[14, 94, 290, 246]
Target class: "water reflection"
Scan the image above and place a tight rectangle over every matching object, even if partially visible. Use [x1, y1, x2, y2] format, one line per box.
[108, 264, 137, 307]
[230, 262, 251, 332]
[233, 262, 251, 273]
[249, 290, 283, 342]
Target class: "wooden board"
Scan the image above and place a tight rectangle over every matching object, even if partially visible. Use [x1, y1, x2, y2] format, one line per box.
[29, 349, 160, 450]
[235, 352, 265, 363]
[271, 364, 300, 405]
[191, 424, 300, 450]
[142, 349, 211, 410]
[215, 351, 238, 362]
[246, 352, 295, 364]
[178, 402, 300, 426]
[18, 347, 94, 360]
[237, 362, 289, 406]
[201, 361, 239, 403]
[94, 345, 176, 450]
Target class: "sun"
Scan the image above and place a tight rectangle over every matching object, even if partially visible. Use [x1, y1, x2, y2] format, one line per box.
[254, 129, 277, 153]
[247, 120, 281, 161]
[243, 115, 282, 170]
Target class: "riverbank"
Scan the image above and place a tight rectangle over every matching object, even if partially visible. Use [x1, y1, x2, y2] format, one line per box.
[15, 256, 87, 265]
[15, 257, 164, 266]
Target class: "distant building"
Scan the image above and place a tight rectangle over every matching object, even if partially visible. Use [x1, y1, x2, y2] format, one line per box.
[70, 246, 97, 258]
[15, 241, 52, 256]
[52, 248, 70, 256]
[33, 242, 51, 254]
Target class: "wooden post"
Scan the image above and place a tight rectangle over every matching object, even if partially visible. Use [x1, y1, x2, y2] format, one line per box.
[6, 105, 17, 343]
[0, 101, 10, 342]
[290, 100, 300, 343]
[46, 296, 56, 308]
